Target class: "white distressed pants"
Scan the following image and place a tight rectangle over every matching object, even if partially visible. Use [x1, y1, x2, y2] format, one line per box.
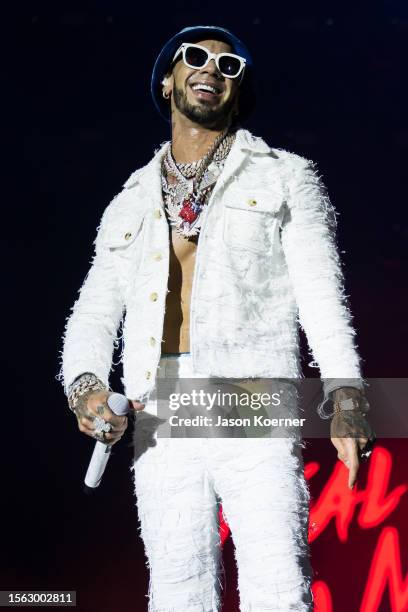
[130, 353, 314, 611]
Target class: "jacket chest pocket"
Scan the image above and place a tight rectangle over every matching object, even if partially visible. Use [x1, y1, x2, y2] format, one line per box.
[222, 191, 283, 256]
[102, 213, 145, 250]
[101, 213, 146, 293]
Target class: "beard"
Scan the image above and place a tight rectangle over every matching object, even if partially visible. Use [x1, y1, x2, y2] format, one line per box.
[173, 83, 236, 128]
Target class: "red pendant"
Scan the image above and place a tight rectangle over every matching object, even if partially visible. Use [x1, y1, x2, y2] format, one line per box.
[179, 198, 198, 223]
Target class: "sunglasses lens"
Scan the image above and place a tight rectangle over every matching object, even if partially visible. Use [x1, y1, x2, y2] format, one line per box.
[219, 56, 241, 77]
[185, 45, 208, 68]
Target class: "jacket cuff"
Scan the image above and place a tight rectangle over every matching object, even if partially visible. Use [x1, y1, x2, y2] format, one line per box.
[317, 378, 368, 419]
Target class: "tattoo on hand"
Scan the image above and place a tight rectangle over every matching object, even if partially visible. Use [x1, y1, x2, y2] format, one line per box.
[74, 390, 97, 422]
[330, 410, 375, 441]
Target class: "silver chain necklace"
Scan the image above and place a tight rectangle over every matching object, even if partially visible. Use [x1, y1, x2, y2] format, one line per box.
[171, 157, 202, 180]
[161, 129, 236, 238]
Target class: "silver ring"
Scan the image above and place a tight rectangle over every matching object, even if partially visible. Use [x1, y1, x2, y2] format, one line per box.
[94, 416, 113, 435]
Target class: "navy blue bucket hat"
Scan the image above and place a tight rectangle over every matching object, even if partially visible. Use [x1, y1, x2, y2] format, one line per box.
[151, 25, 256, 124]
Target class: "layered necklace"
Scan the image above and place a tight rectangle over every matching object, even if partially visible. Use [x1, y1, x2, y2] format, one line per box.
[161, 128, 236, 239]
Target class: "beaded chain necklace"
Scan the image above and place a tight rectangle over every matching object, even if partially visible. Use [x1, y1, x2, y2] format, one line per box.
[161, 128, 236, 239]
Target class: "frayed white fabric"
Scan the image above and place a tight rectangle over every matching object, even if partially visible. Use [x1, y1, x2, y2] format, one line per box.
[130, 353, 314, 611]
[56, 127, 365, 407]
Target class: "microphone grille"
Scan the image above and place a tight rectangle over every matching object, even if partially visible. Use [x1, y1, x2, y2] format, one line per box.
[107, 393, 130, 416]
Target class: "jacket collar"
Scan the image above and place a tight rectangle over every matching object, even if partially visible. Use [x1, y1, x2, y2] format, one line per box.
[123, 128, 271, 190]
[236, 128, 272, 154]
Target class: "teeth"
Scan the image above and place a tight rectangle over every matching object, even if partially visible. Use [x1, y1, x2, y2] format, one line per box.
[192, 83, 218, 94]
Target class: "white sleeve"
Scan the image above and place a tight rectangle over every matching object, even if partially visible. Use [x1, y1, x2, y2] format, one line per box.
[56, 206, 124, 395]
[280, 155, 367, 406]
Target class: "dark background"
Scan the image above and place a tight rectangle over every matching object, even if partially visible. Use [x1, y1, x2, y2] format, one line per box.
[5, 1, 408, 610]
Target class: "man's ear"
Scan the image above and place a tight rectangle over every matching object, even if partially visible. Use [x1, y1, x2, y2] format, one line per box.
[161, 72, 173, 99]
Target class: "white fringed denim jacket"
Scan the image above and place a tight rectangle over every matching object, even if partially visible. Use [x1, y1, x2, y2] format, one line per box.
[57, 128, 366, 413]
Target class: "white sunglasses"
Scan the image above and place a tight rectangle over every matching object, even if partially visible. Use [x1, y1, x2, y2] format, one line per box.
[171, 42, 246, 80]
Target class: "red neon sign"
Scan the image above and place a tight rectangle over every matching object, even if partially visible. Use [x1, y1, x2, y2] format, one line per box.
[218, 447, 408, 611]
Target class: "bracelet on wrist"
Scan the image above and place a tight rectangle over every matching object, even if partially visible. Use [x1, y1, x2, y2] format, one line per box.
[67, 373, 108, 413]
[333, 395, 370, 415]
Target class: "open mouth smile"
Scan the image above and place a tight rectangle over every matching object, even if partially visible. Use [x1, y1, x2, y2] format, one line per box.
[189, 82, 223, 101]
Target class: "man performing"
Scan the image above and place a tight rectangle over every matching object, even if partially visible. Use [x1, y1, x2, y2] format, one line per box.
[58, 25, 376, 611]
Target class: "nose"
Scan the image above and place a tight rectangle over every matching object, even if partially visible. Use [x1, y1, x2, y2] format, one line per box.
[200, 58, 223, 79]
